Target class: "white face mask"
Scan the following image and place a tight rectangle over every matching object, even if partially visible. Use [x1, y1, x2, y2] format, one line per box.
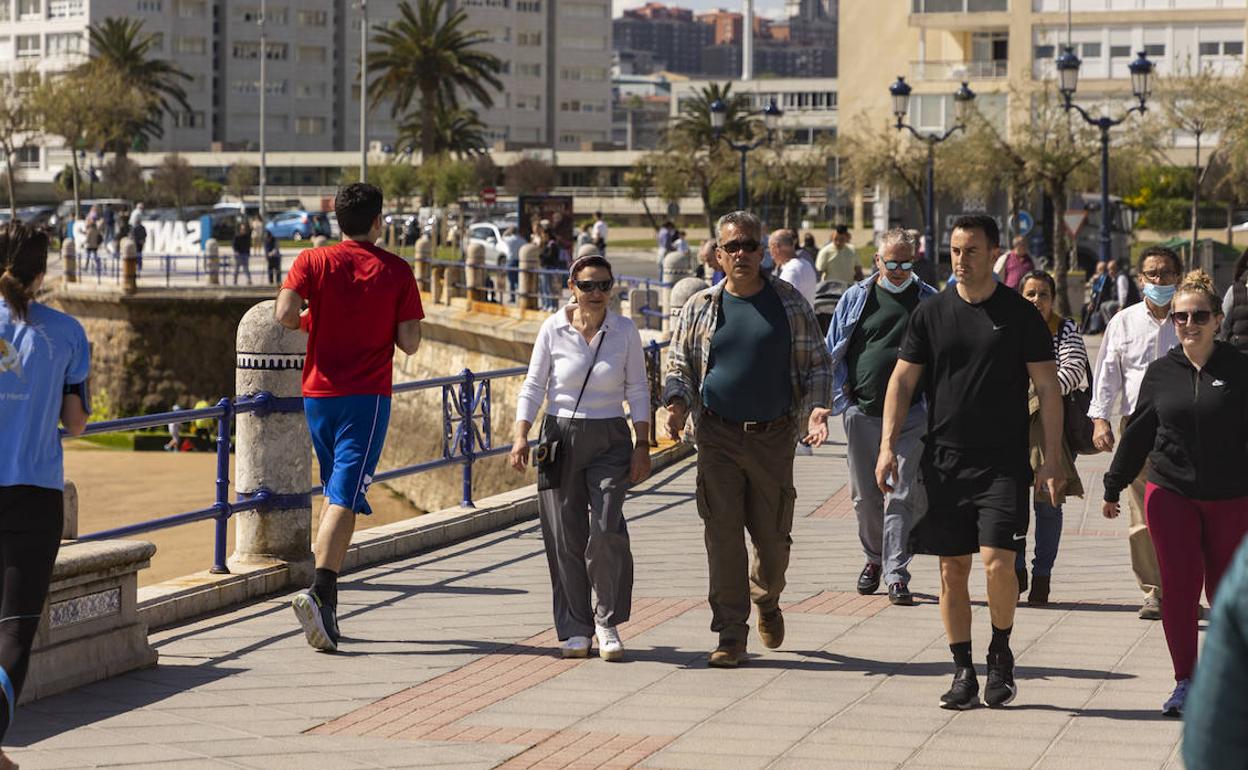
[879, 273, 915, 294]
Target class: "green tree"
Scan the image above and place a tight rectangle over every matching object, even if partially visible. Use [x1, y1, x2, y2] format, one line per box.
[504, 158, 556, 196]
[225, 163, 258, 201]
[369, 0, 502, 159]
[416, 155, 475, 207]
[754, 139, 832, 229]
[625, 156, 662, 231]
[101, 155, 146, 200]
[839, 114, 930, 231]
[0, 68, 37, 218]
[149, 153, 198, 216]
[398, 106, 489, 158]
[81, 18, 192, 153]
[376, 161, 420, 210]
[669, 81, 756, 148]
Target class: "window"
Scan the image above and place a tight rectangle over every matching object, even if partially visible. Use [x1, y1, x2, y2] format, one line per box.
[565, 36, 606, 50]
[515, 94, 541, 111]
[296, 82, 327, 99]
[230, 79, 287, 95]
[1110, 44, 1131, 58]
[0, 1, 9, 21]
[1034, 45, 1054, 59]
[173, 36, 207, 55]
[296, 9, 327, 25]
[517, 0, 541, 11]
[15, 146, 38, 168]
[175, 0, 205, 16]
[136, 0, 162, 10]
[265, 7, 288, 23]
[463, 0, 510, 7]
[1144, 43, 1165, 57]
[517, 62, 542, 77]
[1227, 41, 1245, 56]
[265, 43, 288, 60]
[172, 111, 205, 128]
[149, 33, 164, 51]
[298, 45, 327, 63]
[517, 31, 541, 46]
[565, 2, 606, 17]
[498, 60, 511, 74]
[47, 0, 82, 17]
[15, 35, 39, 58]
[559, 67, 605, 81]
[1080, 42, 1101, 58]
[294, 116, 326, 135]
[46, 32, 82, 55]
[16, 0, 39, 18]
[234, 5, 258, 20]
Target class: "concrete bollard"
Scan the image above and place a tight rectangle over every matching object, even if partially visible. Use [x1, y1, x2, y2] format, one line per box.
[205, 238, 220, 285]
[62, 238, 77, 283]
[429, 263, 444, 305]
[121, 237, 138, 294]
[231, 300, 314, 582]
[311, 235, 328, 248]
[667, 277, 709, 339]
[465, 241, 486, 303]
[660, 251, 694, 331]
[413, 235, 431, 290]
[62, 480, 78, 539]
[518, 242, 540, 311]
[575, 243, 599, 259]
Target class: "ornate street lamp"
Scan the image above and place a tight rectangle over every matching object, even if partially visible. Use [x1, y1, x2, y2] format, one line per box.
[710, 96, 784, 210]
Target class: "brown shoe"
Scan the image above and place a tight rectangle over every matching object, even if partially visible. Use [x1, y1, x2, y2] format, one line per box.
[757, 608, 785, 649]
[708, 639, 747, 668]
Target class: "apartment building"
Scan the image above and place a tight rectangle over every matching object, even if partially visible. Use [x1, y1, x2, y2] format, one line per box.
[670, 77, 838, 145]
[0, 0, 611, 173]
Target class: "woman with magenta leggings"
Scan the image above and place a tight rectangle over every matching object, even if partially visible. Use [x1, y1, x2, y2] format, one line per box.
[1102, 269, 1248, 719]
[0, 223, 91, 769]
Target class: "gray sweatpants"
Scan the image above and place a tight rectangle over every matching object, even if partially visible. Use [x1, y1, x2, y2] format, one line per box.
[843, 404, 926, 586]
[537, 415, 635, 640]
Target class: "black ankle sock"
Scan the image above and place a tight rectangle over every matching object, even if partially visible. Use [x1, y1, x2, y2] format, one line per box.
[990, 625, 1013, 655]
[950, 641, 973, 669]
[314, 568, 338, 608]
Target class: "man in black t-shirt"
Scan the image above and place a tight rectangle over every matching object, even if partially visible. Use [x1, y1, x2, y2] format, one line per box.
[878, 215, 1065, 711]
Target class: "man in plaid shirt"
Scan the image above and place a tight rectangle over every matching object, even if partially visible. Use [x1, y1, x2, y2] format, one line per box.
[663, 210, 834, 668]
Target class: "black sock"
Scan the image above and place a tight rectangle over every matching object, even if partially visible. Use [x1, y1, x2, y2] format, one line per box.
[950, 641, 973, 669]
[313, 568, 338, 608]
[990, 625, 1013, 656]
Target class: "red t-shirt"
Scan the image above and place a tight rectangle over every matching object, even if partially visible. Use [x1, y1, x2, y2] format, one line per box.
[282, 239, 424, 397]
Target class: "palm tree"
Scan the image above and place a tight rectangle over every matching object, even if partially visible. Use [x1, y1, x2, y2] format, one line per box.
[82, 17, 192, 152]
[369, 0, 503, 159]
[398, 107, 489, 158]
[670, 82, 757, 149]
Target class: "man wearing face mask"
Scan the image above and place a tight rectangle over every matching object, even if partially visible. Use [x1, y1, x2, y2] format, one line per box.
[1089, 245, 1182, 621]
[825, 228, 938, 605]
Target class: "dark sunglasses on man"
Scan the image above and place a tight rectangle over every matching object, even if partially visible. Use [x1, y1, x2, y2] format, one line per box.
[574, 279, 614, 293]
[883, 260, 914, 271]
[719, 239, 760, 254]
[1171, 310, 1212, 326]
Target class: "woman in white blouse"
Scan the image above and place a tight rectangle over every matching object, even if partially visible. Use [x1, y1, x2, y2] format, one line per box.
[510, 254, 652, 661]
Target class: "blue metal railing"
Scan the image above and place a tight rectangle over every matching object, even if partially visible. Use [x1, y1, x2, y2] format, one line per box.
[66, 340, 671, 574]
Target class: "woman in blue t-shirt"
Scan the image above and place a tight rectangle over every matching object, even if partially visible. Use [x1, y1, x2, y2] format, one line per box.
[0, 223, 90, 768]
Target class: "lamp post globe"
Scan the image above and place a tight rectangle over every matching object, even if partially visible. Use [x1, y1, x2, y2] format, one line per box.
[1056, 46, 1082, 97]
[709, 99, 727, 132]
[953, 81, 976, 125]
[1128, 50, 1154, 105]
[762, 99, 782, 133]
[889, 76, 912, 123]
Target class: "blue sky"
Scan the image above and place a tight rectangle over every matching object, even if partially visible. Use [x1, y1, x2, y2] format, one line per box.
[613, 0, 789, 19]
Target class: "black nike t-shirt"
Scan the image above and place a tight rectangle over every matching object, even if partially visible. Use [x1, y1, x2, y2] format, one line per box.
[898, 283, 1053, 466]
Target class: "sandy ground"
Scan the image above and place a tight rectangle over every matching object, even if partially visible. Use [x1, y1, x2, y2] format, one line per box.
[64, 443, 423, 586]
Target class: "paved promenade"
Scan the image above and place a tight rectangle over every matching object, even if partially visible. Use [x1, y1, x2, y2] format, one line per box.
[7, 422, 1185, 770]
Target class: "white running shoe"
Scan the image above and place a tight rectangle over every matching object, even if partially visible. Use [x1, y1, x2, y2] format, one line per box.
[561, 635, 591, 658]
[595, 625, 624, 661]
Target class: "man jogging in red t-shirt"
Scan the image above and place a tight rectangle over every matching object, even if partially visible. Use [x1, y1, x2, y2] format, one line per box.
[275, 183, 424, 652]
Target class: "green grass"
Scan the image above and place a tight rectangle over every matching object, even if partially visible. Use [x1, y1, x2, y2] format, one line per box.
[68, 433, 134, 451]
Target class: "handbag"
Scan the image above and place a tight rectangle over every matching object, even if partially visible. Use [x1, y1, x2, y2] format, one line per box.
[1063, 361, 1097, 456]
[536, 330, 606, 491]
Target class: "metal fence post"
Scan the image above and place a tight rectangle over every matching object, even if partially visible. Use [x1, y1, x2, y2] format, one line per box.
[460, 368, 476, 508]
[646, 341, 660, 447]
[212, 396, 233, 574]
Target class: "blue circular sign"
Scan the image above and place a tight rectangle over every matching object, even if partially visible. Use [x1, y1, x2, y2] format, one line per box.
[1015, 210, 1034, 236]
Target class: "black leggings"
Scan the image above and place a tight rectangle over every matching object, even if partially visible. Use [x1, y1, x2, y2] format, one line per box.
[0, 485, 63, 743]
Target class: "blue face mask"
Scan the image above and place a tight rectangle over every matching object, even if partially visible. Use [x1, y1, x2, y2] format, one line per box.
[879, 273, 915, 294]
[1143, 283, 1177, 306]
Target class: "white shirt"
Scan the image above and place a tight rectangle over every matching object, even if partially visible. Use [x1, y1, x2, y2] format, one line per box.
[778, 257, 818, 306]
[129, 207, 143, 228]
[516, 307, 650, 425]
[593, 219, 608, 241]
[1088, 300, 1179, 420]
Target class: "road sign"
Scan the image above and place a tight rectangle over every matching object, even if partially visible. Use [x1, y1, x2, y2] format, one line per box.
[1062, 210, 1088, 238]
[1014, 210, 1034, 237]
[481, 187, 497, 205]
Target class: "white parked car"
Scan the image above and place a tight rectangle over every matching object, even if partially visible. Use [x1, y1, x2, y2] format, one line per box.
[463, 221, 507, 264]
[1233, 220, 1248, 232]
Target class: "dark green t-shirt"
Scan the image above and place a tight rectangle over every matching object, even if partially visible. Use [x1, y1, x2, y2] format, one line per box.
[703, 282, 792, 422]
[847, 282, 920, 417]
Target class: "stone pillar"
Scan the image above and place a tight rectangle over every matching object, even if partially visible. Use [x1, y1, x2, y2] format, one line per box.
[231, 300, 314, 582]
[121, 237, 138, 294]
[465, 241, 486, 303]
[667, 277, 709, 340]
[660, 251, 694, 330]
[429, 263, 445, 305]
[205, 238, 221, 286]
[575, 243, 599, 260]
[62, 238, 77, 283]
[62, 480, 78, 539]
[414, 235, 432, 290]
[518, 242, 540, 311]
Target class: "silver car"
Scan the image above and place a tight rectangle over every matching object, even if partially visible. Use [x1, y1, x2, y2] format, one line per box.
[463, 221, 507, 264]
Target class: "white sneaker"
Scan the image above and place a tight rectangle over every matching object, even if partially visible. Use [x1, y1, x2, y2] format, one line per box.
[561, 635, 591, 658]
[595, 625, 624, 661]
[795, 442, 813, 456]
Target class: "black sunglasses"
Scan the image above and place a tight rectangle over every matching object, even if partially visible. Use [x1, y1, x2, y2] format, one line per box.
[883, 260, 914, 271]
[719, 239, 760, 254]
[1171, 310, 1213, 326]
[574, 279, 614, 293]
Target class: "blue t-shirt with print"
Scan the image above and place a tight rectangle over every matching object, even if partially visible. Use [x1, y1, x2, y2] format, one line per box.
[0, 300, 91, 490]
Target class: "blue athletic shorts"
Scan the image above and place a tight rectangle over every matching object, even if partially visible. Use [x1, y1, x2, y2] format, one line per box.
[305, 395, 391, 515]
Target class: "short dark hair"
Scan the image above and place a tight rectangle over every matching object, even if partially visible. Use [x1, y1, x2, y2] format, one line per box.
[335, 183, 383, 236]
[1020, 269, 1056, 297]
[835, 224, 849, 235]
[569, 254, 612, 279]
[1138, 244, 1182, 275]
[950, 214, 1000, 248]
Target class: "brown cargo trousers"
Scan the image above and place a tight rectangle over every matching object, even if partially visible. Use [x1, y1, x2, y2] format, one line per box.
[694, 411, 798, 645]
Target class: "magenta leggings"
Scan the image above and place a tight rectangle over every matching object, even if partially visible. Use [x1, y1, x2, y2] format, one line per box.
[1145, 483, 1248, 681]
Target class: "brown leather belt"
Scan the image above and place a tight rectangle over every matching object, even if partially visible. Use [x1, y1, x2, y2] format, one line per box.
[701, 408, 790, 434]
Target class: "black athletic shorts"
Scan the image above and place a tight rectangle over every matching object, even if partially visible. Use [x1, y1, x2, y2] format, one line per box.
[910, 445, 1030, 556]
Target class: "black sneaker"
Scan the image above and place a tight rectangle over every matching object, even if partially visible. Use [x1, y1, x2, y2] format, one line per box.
[939, 667, 980, 710]
[856, 563, 882, 595]
[984, 651, 1017, 707]
[888, 582, 915, 606]
[292, 588, 339, 652]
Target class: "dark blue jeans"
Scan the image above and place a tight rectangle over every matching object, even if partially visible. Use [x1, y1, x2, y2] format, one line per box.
[1015, 499, 1062, 576]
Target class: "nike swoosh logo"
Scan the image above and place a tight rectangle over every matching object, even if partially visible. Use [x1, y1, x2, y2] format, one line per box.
[993, 324, 1007, 331]
[1011, 533, 1026, 541]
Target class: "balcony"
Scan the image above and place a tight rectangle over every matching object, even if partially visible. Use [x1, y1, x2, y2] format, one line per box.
[911, 0, 1007, 11]
[910, 59, 1008, 81]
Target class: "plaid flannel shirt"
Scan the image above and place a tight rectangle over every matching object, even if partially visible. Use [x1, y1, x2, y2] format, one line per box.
[662, 271, 834, 427]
